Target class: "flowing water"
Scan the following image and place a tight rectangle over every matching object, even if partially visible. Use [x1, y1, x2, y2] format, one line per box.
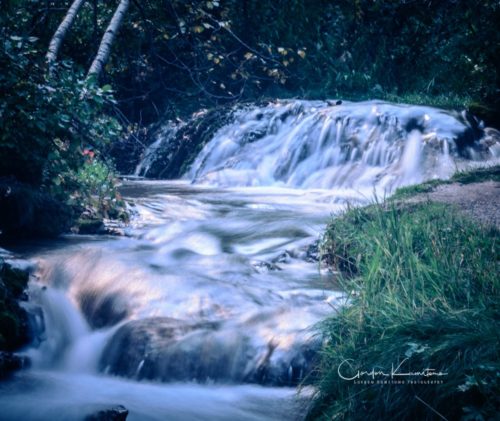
[1, 100, 498, 420]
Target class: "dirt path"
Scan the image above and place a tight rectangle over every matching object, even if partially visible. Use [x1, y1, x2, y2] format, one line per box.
[409, 181, 500, 228]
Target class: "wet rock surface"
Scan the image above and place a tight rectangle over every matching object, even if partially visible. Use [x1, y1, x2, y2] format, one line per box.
[84, 405, 128, 421]
[0, 352, 30, 379]
[135, 105, 238, 179]
[0, 178, 72, 239]
[100, 316, 321, 386]
[0, 258, 32, 352]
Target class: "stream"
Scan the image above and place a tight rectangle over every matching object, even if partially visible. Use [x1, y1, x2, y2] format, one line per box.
[0, 100, 498, 420]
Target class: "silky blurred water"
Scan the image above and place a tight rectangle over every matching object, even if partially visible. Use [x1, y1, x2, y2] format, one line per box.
[1, 100, 498, 420]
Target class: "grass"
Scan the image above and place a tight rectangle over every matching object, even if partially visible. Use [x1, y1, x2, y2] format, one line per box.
[309, 202, 499, 420]
[382, 93, 474, 110]
[451, 165, 500, 184]
[391, 165, 500, 200]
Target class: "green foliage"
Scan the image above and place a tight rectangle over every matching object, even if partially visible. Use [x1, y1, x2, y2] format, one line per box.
[311, 203, 500, 420]
[70, 159, 127, 220]
[13, 0, 494, 125]
[0, 5, 125, 232]
[391, 180, 451, 200]
[0, 31, 121, 187]
[3, 0, 499, 129]
[451, 165, 500, 184]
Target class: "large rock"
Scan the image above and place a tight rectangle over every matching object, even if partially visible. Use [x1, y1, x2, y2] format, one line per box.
[0, 259, 31, 351]
[84, 405, 128, 421]
[0, 351, 30, 379]
[0, 178, 72, 239]
[100, 316, 320, 386]
[135, 105, 239, 179]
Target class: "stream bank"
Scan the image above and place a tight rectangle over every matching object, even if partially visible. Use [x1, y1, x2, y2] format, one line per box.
[310, 166, 500, 420]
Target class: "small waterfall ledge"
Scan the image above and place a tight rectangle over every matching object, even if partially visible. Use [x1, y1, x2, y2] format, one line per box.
[137, 100, 500, 195]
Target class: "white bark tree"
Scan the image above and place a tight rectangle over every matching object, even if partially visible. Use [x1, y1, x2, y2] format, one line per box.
[46, 0, 87, 74]
[87, 0, 130, 80]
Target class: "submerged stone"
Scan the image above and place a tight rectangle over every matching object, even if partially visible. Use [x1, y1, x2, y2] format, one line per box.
[99, 316, 320, 386]
[84, 405, 128, 421]
[0, 351, 30, 379]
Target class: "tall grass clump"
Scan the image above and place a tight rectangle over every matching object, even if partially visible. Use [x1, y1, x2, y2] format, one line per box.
[309, 202, 499, 420]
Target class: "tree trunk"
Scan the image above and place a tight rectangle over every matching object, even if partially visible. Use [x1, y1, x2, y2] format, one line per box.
[87, 0, 130, 80]
[46, 0, 87, 73]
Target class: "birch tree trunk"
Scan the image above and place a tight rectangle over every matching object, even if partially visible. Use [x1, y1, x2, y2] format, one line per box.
[87, 0, 130, 80]
[46, 0, 87, 73]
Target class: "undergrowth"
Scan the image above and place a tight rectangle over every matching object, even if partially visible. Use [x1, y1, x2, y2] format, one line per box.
[309, 202, 499, 420]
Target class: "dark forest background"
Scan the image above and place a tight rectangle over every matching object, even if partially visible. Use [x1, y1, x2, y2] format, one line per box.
[1, 0, 499, 235]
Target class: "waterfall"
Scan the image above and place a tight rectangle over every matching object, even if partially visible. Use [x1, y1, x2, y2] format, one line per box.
[137, 100, 499, 194]
[3, 99, 498, 421]
[25, 281, 115, 373]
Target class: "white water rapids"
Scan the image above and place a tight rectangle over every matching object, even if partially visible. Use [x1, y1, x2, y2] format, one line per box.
[1, 100, 498, 420]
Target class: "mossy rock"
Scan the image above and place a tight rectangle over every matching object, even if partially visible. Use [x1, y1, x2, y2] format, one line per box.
[0, 264, 29, 297]
[76, 218, 105, 234]
[0, 260, 31, 351]
[0, 352, 30, 379]
[0, 178, 72, 239]
[469, 101, 500, 130]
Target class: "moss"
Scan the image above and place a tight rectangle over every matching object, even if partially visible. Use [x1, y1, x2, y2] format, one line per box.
[451, 165, 500, 184]
[76, 218, 105, 235]
[0, 264, 29, 297]
[391, 179, 450, 200]
[0, 178, 73, 239]
[0, 260, 30, 352]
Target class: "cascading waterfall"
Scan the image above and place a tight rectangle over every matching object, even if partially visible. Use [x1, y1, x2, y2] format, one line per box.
[2, 100, 498, 420]
[138, 100, 499, 194]
[187, 100, 496, 191]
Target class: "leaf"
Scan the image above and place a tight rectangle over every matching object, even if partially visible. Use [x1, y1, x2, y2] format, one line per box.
[60, 114, 71, 123]
[297, 49, 306, 59]
[101, 84, 113, 93]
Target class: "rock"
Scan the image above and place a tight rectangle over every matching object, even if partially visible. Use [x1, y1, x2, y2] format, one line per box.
[108, 125, 150, 175]
[100, 317, 216, 379]
[84, 405, 129, 421]
[305, 240, 321, 263]
[100, 316, 320, 386]
[252, 260, 282, 272]
[0, 178, 72, 238]
[76, 218, 105, 235]
[0, 352, 30, 379]
[135, 105, 239, 179]
[78, 289, 130, 329]
[0, 259, 31, 351]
